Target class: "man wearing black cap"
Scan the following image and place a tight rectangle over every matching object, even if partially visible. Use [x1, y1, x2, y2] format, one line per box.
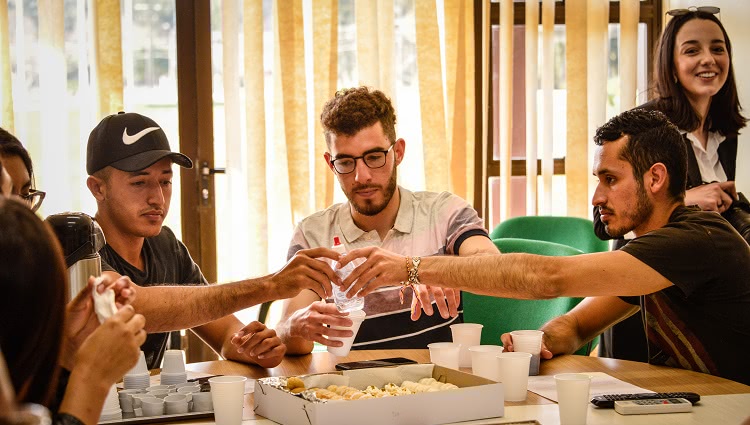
[86, 112, 340, 369]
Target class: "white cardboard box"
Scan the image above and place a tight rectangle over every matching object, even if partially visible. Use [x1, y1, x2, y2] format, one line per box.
[254, 364, 504, 425]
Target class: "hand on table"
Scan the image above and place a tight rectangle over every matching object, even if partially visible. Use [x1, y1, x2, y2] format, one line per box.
[229, 321, 286, 368]
[270, 247, 341, 300]
[500, 332, 554, 360]
[287, 301, 354, 347]
[685, 181, 737, 213]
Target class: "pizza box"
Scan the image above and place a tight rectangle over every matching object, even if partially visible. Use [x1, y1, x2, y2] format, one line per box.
[254, 363, 504, 425]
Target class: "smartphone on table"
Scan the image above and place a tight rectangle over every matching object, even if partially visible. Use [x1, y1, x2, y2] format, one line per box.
[335, 357, 418, 370]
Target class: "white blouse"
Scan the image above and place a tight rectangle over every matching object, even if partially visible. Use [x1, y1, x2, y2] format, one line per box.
[684, 130, 728, 183]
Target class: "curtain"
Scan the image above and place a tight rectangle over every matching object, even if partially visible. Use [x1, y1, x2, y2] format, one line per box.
[0, 0, 12, 131]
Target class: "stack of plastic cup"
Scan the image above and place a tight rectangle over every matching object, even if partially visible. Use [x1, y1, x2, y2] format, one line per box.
[123, 351, 150, 390]
[117, 389, 143, 414]
[450, 323, 483, 368]
[99, 384, 123, 421]
[160, 350, 187, 385]
[510, 330, 544, 376]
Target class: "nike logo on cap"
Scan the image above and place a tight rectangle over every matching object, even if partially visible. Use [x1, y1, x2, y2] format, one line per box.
[122, 127, 160, 145]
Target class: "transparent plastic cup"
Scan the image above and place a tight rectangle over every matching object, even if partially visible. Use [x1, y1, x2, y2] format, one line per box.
[331, 258, 365, 312]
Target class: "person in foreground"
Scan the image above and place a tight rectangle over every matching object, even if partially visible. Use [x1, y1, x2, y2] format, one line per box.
[85, 112, 340, 370]
[338, 109, 750, 385]
[277, 87, 498, 354]
[0, 197, 146, 425]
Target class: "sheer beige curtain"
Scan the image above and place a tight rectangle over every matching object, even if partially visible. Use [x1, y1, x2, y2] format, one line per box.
[493, 0, 641, 220]
[0, 0, 12, 131]
[220, 0, 477, 277]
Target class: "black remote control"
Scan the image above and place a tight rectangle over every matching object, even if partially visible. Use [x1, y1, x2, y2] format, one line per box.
[590, 392, 700, 408]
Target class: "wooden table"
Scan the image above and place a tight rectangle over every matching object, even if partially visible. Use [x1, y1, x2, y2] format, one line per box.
[185, 349, 750, 422]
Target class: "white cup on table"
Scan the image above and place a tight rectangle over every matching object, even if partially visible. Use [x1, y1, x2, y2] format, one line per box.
[209, 375, 247, 425]
[450, 323, 484, 368]
[510, 330, 544, 376]
[555, 373, 592, 425]
[468, 345, 504, 380]
[497, 352, 532, 401]
[427, 342, 462, 370]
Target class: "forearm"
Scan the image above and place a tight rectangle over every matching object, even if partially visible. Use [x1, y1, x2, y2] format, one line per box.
[132, 277, 280, 333]
[58, 365, 110, 425]
[419, 254, 563, 299]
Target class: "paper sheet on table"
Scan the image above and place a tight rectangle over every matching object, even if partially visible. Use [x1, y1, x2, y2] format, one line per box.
[526, 372, 653, 402]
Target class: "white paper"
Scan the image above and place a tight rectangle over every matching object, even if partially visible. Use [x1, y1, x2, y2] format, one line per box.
[91, 277, 117, 324]
[526, 371, 653, 402]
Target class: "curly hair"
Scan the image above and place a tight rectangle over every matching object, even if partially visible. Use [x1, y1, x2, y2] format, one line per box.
[320, 87, 397, 145]
[595, 109, 687, 201]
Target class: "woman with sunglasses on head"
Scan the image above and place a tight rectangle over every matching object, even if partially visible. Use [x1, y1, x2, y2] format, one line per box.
[595, 6, 747, 362]
[0, 128, 45, 212]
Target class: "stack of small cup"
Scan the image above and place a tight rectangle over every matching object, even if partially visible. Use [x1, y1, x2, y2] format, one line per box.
[160, 350, 187, 385]
[123, 351, 150, 390]
[99, 384, 123, 421]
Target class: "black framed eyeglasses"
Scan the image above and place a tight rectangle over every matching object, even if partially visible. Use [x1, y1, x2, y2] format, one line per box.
[329, 144, 395, 174]
[21, 189, 46, 212]
[666, 6, 720, 17]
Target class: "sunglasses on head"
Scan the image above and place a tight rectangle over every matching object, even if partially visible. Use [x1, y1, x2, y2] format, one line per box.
[666, 6, 720, 17]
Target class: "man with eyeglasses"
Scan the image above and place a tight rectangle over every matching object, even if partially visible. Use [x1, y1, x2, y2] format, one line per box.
[277, 87, 498, 355]
[0, 128, 46, 212]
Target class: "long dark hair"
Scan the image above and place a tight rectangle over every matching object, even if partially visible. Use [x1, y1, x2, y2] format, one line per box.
[651, 11, 746, 136]
[0, 198, 67, 405]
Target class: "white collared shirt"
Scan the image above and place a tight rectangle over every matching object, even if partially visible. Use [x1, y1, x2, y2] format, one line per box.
[684, 130, 727, 183]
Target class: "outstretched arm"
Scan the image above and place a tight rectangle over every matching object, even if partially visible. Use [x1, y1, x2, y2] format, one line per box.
[276, 292, 355, 355]
[109, 247, 341, 333]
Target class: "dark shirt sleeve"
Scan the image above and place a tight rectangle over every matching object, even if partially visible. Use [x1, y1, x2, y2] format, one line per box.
[55, 413, 86, 425]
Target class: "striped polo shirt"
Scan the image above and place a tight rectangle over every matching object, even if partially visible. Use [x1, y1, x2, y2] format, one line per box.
[287, 186, 489, 349]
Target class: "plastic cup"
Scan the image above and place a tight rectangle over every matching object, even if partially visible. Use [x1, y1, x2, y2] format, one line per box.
[209, 376, 247, 425]
[161, 350, 186, 374]
[326, 309, 366, 357]
[427, 342, 462, 370]
[191, 391, 213, 412]
[497, 352, 532, 401]
[555, 373, 592, 425]
[468, 345, 504, 380]
[126, 351, 149, 376]
[140, 398, 164, 416]
[450, 323, 483, 368]
[164, 394, 190, 414]
[510, 330, 544, 375]
[331, 258, 366, 312]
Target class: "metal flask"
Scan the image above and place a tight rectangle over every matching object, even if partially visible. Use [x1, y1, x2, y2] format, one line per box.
[45, 212, 106, 301]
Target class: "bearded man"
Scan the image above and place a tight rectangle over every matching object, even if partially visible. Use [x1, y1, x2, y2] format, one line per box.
[276, 87, 498, 354]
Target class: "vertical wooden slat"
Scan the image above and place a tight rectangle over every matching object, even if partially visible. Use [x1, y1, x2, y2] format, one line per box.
[524, 0, 538, 215]
[540, 0, 554, 214]
[176, 0, 218, 363]
[93, 0, 123, 117]
[620, 0, 640, 111]
[587, 0, 608, 207]
[377, 0, 394, 97]
[565, 0, 588, 218]
[244, 0, 268, 273]
[415, 0, 449, 192]
[497, 0, 513, 221]
[0, 0, 13, 130]
[312, 0, 337, 210]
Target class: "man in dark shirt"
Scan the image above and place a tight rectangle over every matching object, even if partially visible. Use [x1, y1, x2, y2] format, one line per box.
[85, 112, 340, 369]
[337, 109, 750, 385]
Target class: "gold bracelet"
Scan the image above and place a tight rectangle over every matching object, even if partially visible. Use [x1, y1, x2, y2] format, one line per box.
[399, 256, 421, 305]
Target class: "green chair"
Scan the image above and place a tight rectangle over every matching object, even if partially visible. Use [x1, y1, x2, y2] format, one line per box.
[462, 238, 597, 355]
[489, 216, 609, 253]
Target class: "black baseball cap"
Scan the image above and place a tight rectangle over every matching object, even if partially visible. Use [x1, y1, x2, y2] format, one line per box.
[86, 112, 193, 175]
